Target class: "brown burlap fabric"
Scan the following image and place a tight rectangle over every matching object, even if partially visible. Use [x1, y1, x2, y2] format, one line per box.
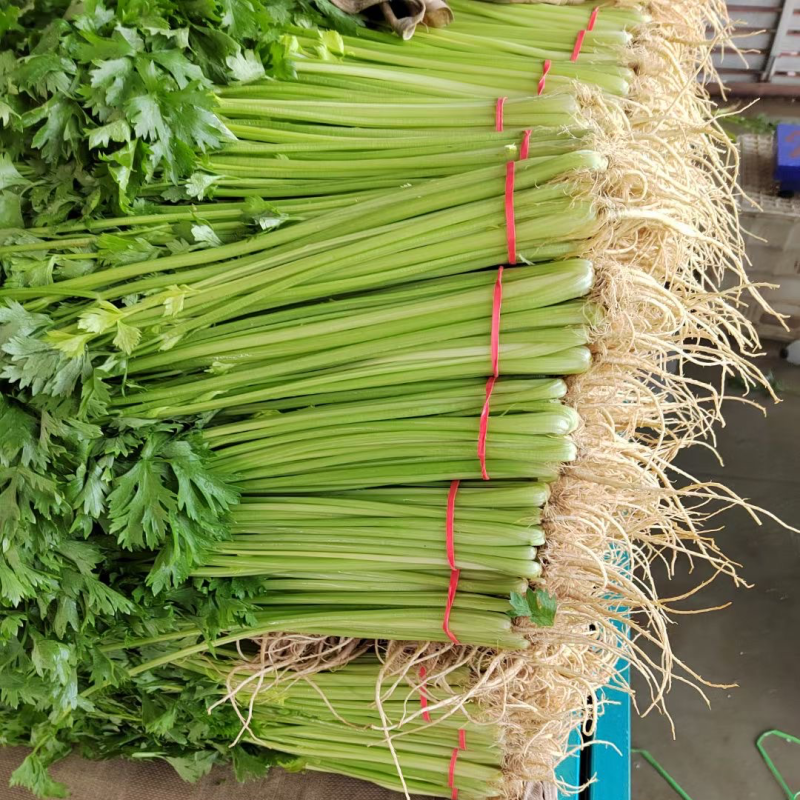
[0, 748, 556, 799]
[0, 748, 417, 800]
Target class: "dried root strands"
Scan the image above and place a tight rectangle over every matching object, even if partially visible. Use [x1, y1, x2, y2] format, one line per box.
[483, 1, 789, 795]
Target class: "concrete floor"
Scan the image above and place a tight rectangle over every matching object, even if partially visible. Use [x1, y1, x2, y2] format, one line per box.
[631, 345, 800, 800]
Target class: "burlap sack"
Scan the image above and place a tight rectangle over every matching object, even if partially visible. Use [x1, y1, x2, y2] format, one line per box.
[328, 0, 452, 37]
[0, 748, 416, 800]
[0, 748, 556, 799]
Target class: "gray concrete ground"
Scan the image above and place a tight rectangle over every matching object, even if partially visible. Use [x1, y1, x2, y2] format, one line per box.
[631, 345, 800, 800]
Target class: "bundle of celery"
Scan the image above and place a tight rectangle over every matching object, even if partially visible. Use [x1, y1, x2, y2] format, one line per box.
[112, 260, 593, 416]
[206, 381, 579, 489]
[190, 97, 583, 199]
[1, 153, 600, 305]
[187, 654, 504, 800]
[196, 482, 549, 648]
[168, 4, 640, 202]
[280, 3, 640, 100]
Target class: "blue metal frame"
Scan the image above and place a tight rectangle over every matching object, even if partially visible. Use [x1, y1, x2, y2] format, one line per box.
[556, 618, 631, 800]
[591, 659, 631, 800]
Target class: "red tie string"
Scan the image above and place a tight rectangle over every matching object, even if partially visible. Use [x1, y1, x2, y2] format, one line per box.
[520, 128, 531, 161]
[495, 96, 507, 132]
[489, 268, 503, 379]
[477, 266, 504, 480]
[418, 666, 432, 723]
[448, 748, 459, 799]
[537, 59, 551, 96]
[572, 10, 598, 63]
[477, 376, 496, 481]
[445, 479, 458, 569]
[448, 729, 468, 799]
[504, 162, 516, 265]
[497, 100, 531, 161]
[442, 480, 461, 644]
[571, 29, 586, 62]
[443, 570, 460, 644]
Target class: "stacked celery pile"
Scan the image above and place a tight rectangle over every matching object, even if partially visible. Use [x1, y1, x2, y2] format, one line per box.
[0, 2, 642, 796]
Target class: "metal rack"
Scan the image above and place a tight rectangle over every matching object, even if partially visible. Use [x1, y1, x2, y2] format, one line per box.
[717, 1, 800, 91]
[738, 133, 800, 341]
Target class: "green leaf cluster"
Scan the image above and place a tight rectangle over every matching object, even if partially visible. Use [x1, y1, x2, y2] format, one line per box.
[0, 0, 359, 222]
[508, 588, 557, 627]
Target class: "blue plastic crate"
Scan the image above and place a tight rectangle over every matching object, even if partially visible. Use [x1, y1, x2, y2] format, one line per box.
[775, 124, 800, 193]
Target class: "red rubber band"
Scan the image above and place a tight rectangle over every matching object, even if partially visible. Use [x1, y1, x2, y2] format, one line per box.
[495, 96, 507, 132]
[448, 747, 459, 791]
[520, 129, 531, 161]
[571, 29, 586, 62]
[448, 730, 467, 800]
[504, 162, 516, 265]
[443, 480, 461, 644]
[442, 568, 461, 644]
[537, 59, 551, 96]
[445, 479, 459, 570]
[489, 266, 503, 378]
[588, 7, 599, 31]
[477, 267, 503, 480]
[478, 376, 496, 481]
[418, 666, 432, 723]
